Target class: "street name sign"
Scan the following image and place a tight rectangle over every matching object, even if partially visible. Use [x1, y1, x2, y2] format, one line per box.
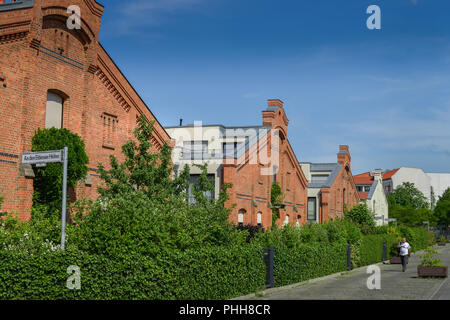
[22, 150, 63, 164]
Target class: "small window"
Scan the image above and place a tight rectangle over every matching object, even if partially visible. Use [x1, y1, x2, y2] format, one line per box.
[283, 214, 289, 226]
[257, 212, 262, 225]
[184, 141, 208, 160]
[45, 92, 63, 129]
[238, 209, 245, 226]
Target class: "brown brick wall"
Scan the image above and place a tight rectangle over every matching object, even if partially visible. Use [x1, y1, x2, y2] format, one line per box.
[0, 0, 171, 219]
[224, 100, 309, 229]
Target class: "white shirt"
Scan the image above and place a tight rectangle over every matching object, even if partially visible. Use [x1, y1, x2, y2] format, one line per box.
[399, 242, 411, 256]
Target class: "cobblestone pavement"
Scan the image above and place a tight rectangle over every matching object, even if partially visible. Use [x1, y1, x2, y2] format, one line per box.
[259, 245, 450, 300]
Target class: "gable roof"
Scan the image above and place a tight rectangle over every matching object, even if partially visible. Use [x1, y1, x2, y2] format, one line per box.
[353, 168, 399, 185]
[308, 163, 342, 188]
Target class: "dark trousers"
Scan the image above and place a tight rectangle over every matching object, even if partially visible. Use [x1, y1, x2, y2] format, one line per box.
[400, 255, 408, 271]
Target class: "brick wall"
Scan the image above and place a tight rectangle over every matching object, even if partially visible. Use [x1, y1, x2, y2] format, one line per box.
[0, 0, 171, 219]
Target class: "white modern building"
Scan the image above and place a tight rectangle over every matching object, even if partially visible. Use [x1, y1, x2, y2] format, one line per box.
[354, 167, 450, 207]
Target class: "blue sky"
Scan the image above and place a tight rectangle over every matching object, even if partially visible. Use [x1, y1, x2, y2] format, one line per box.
[98, 0, 450, 174]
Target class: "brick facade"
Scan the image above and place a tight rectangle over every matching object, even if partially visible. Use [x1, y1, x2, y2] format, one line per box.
[224, 100, 309, 228]
[0, 0, 171, 219]
[320, 146, 360, 222]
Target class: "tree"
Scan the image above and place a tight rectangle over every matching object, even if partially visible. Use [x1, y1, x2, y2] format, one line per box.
[31, 128, 89, 213]
[70, 115, 241, 257]
[434, 188, 450, 226]
[387, 182, 429, 210]
[344, 203, 376, 234]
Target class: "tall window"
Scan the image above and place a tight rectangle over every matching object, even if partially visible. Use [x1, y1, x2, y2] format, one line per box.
[183, 141, 208, 160]
[307, 197, 316, 221]
[283, 214, 289, 226]
[45, 92, 63, 128]
[238, 209, 245, 226]
[342, 188, 346, 212]
[257, 212, 262, 228]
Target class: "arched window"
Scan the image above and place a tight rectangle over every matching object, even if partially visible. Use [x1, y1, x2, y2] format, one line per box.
[45, 91, 64, 129]
[238, 209, 245, 226]
[257, 212, 262, 227]
[283, 214, 289, 226]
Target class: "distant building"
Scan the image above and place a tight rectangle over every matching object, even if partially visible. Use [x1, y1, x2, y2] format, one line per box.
[165, 99, 309, 229]
[300, 146, 360, 223]
[353, 169, 388, 225]
[354, 167, 450, 206]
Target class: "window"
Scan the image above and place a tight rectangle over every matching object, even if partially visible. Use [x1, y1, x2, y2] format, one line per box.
[45, 92, 63, 128]
[283, 214, 289, 226]
[311, 174, 329, 183]
[102, 113, 118, 149]
[307, 197, 316, 221]
[364, 186, 371, 192]
[357, 186, 363, 192]
[222, 141, 244, 159]
[257, 212, 262, 228]
[186, 174, 215, 204]
[238, 209, 245, 226]
[342, 188, 346, 212]
[273, 166, 278, 183]
[183, 141, 208, 160]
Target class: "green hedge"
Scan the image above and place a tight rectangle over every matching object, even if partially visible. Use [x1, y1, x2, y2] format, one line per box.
[398, 226, 434, 252]
[0, 244, 265, 300]
[359, 234, 398, 266]
[273, 241, 347, 287]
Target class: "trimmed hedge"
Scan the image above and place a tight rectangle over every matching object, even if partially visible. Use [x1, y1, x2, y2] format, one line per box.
[359, 234, 398, 266]
[0, 244, 265, 300]
[273, 241, 347, 287]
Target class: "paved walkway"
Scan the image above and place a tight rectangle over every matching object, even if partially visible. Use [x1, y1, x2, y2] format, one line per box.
[253, 245, 450, 300]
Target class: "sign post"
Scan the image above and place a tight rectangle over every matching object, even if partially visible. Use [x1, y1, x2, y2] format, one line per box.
[21, 147, 68, 250]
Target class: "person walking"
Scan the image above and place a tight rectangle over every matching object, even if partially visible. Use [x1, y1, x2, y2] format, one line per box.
[397, 237, 411, 272]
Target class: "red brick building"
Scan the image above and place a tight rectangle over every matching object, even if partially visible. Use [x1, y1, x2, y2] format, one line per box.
[0, 0, 171, 219]
[300, 146, 360, 223]
[166, 99, 309, 229]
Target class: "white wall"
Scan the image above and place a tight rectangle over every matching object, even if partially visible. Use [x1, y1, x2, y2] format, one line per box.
[392, 167, 432, 203]
[427, 173, 450, 200]
[365, 179, 389, 226]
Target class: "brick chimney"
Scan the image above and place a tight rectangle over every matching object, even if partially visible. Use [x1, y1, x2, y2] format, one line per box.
[373, 168, 382, 181]
[337, 145, 351, 166]
[267, 99, 284, 109]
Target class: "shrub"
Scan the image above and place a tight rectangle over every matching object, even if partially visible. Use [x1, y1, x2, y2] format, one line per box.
[418, 247, 443, 268]
[31, 128, 89, 212]
[272, 241, 347, 287]
[345, 203, 376, 234]
[0, 244, 265, 300]
[359, 234, 398, 266]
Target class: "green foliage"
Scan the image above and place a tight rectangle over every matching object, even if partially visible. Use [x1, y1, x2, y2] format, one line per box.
[434, 188, 450, 226]
[344, 203, 376, 234]
[387, 182, 429, 210]
[272, 242, 347, 287]
[418, 247, 443, 267]
[31, 128, 89, 212]
[359, 234, 398, 266]
[389, 205, 437, 227]
[0, 194, 4, 210]
[270, 182, 283, 228]
[0, 244, 265, 300]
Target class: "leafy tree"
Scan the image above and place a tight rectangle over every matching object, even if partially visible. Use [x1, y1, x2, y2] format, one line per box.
[344, 203, 376, 234]
[31, 128, 89, 213]
[70, 115, 241, 257]
[434, 188, 450, 226]
[387, 182, 429, 210]
[389, 205, 437, 227]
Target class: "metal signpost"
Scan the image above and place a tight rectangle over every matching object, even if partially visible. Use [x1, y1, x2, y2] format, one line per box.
[21, 146, 68, 250]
